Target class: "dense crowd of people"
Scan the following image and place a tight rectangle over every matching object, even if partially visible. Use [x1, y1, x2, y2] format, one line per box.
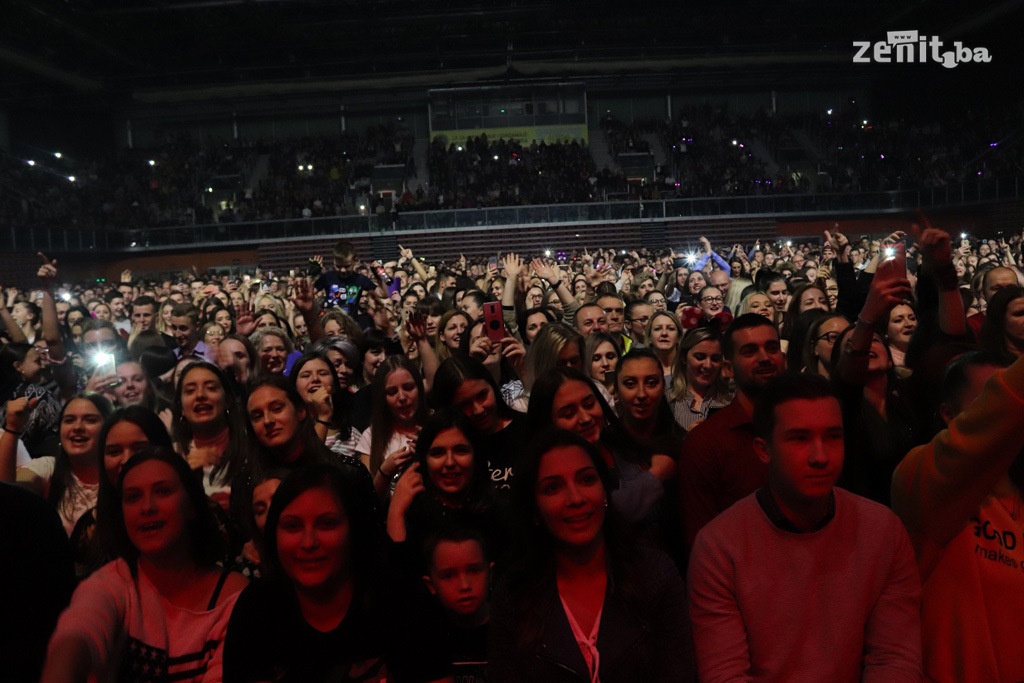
[3, 221, 1024, 681]
[4, 100, 1019, 234]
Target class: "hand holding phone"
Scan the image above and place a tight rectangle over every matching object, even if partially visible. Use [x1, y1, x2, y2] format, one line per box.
[482, 302, 505, 343]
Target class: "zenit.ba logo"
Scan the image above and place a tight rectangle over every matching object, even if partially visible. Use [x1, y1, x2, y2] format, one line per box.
[853, 30, 992, 68]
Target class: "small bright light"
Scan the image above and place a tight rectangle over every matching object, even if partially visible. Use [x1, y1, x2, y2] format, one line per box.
[54, 152, 62, 159]
[148, 159, 156, 166]
[731, 139, 738, 146]
[827, 108, 833, 115]
[67, 176, 75, 182]
[862, 119, 868, 125]
[960, 232, 968, 239]
[544, 249, 551, 257]
[298, 165, 304, 171]
[130, 241, 137, 247]
[60, 292, 71, 301]
[621, 250, 626, 255]
[686, 252, 697, 265]
[575, 233, 580, 238]
[307, 164, 313, 171]
[207, 187, 213, 193]
[786, 241, 792, 247]
[456, 146, 463, 152]
[880, 154, 885, 159]
[359, 204, 366, 211]
[885, 247, 895, 258]
[27, 160, 35, 166]
[493, 155, 499, 160]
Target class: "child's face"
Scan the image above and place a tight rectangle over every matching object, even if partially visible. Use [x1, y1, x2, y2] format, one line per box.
[426, 539, 491, 621]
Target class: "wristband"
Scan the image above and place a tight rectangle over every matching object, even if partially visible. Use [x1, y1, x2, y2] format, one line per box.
[855, 316, 875, 328]
[2, 428, 21, 437]
[316, 419, 332, 426]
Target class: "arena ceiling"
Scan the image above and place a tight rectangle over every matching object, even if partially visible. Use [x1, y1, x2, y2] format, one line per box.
[0, 0, 1019, 106]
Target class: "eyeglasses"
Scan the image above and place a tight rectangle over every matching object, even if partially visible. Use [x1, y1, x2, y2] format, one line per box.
[700, 296, 724, 304]
[628, 316, 651, 325]
[816, 332, 841, 344]
[647, 298, 666, 304]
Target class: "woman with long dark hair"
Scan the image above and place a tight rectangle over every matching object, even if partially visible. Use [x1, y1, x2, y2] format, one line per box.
[488, 429, 694, 682]
[3, 393, 112, 536]
[355, 355, 429, 498]
[223, 464, 449, 682]
[42, 447, 247, 683]
[432, 355, 530, 493]
[527, 367, 674, 525]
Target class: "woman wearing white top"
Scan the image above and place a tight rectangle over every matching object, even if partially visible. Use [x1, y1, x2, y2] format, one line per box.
[355, 355, 428, 498]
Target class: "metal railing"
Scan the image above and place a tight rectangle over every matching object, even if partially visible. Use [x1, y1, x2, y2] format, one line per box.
[6, 176, 1019, 253]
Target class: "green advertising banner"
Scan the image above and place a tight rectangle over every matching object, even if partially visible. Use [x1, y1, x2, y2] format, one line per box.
[431, 124, 587, 147]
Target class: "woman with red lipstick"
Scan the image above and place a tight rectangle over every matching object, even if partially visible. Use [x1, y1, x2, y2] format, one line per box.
[527, 368, 674, 526]
[488, 430, 695, 683]
[355, 356, 428, 499]
[668, 327, 732, 432]
[42, 446, 248, 683]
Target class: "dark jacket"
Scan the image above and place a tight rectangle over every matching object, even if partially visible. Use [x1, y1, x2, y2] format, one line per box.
[487, 546, 695, 683]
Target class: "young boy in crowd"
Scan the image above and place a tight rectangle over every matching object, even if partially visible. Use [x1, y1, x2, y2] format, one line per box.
[422, 526, 493, 683]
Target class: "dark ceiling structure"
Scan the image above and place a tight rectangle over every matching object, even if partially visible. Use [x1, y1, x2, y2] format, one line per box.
[1, 0, 1019, 108]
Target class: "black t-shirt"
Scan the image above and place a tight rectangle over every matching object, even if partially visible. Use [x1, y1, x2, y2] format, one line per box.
[224, 578, 451, 683]
[314, 270, 376, 314]
[475, 413, 530, 496]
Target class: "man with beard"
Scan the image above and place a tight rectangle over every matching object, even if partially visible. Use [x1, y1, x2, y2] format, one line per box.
[679, 313, 787, 549]
[892, 350, 1024, 682]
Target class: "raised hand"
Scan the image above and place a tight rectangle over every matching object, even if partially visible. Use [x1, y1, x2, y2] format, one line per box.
[36, 253, 58, 287]
[911, 221, 952, 266]
[290, 276, 316, 313]
[4, 396, 39, 433]
[530, 257, 559, 284]
[501, 253, 524, 279]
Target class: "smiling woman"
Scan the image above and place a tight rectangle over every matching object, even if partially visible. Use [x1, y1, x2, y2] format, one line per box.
[41, 447, 247, 683]
[223, 464, 451, 682]
[385, 410, 506, 579]
[488, 429, 695, 683]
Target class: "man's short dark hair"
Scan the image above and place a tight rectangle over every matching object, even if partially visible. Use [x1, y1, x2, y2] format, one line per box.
[753, 373, 837, 439]
[170, 303, 200, 326]
[576, 301, 603, 319]
[422, 524, 491, 571]
[332, 239, 356, 260]
[722, 313, 778, 360]
[132, 295, 156, 313]
[625, 300, 651, 321]
[940, 350, 1007, 413]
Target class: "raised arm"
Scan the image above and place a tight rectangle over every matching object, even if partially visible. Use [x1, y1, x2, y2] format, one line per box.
[913, 222, 965, 338]
[836, 256, 912, 385]
[892, 351, 1024, 565]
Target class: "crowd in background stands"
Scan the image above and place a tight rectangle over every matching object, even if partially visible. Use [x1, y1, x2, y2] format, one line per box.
[2, 100, 1020, 233]
[4, 220, 1024, 679]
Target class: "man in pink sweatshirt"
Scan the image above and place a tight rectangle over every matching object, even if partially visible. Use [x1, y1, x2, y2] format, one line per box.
[688, 373, 922, 682]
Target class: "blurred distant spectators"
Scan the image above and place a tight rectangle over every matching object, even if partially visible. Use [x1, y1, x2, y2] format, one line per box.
[1, 101, 1020, 232]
